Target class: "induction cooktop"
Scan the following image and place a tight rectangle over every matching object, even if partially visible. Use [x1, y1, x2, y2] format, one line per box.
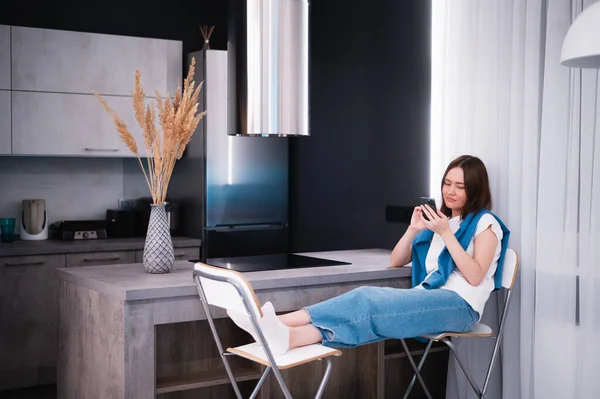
[190, 253, 351, 272]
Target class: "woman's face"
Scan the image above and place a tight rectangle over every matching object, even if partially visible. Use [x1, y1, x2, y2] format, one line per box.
[442, 167, 468, 215]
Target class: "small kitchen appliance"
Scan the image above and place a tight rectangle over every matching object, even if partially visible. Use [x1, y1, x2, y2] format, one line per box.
[53, 220, 107, 240]
[106, 209, 135, 238]
[20, 199, 48, 241]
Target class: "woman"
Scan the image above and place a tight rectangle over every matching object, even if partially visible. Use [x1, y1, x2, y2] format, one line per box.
[229, 155, 510, 355]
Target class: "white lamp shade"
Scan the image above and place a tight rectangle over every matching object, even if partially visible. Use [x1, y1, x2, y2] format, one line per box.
[561, 1, 600, 68]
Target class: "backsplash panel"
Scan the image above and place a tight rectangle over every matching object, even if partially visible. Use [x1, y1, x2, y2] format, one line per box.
[122, 158, 152, 200]
[0, 157, 123, 232]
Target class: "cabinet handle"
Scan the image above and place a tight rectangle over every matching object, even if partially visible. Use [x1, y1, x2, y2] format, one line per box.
[83, 256, 121, 262]
[174, 253, 186, 258]
[5, 260, 45, 267]
[84, 148, 120, 152]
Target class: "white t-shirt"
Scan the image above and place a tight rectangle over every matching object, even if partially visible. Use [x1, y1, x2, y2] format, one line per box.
[418, 213, 503, 319]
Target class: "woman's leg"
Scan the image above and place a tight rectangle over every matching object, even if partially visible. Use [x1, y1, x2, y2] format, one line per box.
[260, 309, 322, 351]
[231, 286, 478, 353]
[278, 309, 311, 327]
[304, 286, 479, 348]
[289, 324, 322, 348]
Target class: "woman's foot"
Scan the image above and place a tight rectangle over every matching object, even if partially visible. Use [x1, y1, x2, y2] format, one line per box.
[227, 301, 290, 355]
[258, 302, 290, 355]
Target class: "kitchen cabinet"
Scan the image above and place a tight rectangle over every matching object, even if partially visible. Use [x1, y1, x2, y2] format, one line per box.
[0, 25, 10, 90]
[11, 91, 147, 157]
[7, 25, 181, 158]
[0, 241, 200, 391]
[0, 26, 10, 155]
[11, 26, 182, 96]
[0, 254, 66, 391]
[135, 246, 199, 263]
[0, 90, 10, 154]
[66, 251, 136, 267]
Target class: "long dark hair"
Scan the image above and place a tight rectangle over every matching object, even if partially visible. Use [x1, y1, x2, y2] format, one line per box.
[439, 155, 492, 219]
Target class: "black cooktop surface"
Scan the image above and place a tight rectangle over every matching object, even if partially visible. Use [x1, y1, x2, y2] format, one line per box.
[190, 253, 351, 272]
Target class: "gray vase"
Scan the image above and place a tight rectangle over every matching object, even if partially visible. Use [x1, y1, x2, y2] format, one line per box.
[143, 204, 175, 274]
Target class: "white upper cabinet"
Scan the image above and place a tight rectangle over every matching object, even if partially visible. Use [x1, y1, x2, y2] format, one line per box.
[0, 91, 10, 154]
[0, 25, 10, 90]
[11, 26, 182, 96]
[0, 25, 9, 154]
[12, 91, 148, 157]
[6, 26, 181, 157]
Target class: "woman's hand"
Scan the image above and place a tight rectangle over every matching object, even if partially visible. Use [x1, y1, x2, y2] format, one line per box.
[420, 205, 451, 237]
[408, 206, 427, 232]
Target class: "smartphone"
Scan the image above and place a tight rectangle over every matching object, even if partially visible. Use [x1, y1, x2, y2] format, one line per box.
[419, 197, 437, 221]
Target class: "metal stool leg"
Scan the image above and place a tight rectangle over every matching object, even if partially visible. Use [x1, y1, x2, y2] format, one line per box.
[269, 364, 293, 399]
[249, 367, 271, 399]
[442, 338, 482, 398]
[400, 339, 433, 399]
[403, 340, 434, 399]
[314, 358, 333, 399]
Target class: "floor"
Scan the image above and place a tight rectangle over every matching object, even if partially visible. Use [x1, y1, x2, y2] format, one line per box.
[0, 385, 56, 399]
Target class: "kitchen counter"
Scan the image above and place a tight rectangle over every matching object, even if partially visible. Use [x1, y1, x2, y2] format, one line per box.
[0, 236, 202, 257]
[56, 248, 410, 301]
[56, 248, 414, 399]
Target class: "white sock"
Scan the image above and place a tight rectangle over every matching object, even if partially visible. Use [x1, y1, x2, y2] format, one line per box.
[257, 301, 290, 355]
[227, 302, 290, 355]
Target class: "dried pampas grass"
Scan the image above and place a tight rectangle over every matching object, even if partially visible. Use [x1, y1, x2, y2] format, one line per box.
[93, 57, 206, 205]
[200, 25, 215, 50]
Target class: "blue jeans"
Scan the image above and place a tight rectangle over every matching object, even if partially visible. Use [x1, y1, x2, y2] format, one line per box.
[304, 286, 479, 348]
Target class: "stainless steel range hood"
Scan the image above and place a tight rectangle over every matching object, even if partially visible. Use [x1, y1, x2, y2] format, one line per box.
[228, 0, 310, 137]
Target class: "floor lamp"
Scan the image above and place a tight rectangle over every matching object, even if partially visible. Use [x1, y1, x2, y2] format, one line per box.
[561, 1, 600, 68]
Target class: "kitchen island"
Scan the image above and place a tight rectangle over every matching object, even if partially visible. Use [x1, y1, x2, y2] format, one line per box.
[56, 249, 448, 398]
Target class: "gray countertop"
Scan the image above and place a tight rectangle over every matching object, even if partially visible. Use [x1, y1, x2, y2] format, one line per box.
[56, 248, 412, 301]
[0, 236, 202, 257]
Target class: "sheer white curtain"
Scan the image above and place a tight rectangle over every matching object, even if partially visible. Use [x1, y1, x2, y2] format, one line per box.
[535, 0, 600, 396]
[430, 0, 600, 398]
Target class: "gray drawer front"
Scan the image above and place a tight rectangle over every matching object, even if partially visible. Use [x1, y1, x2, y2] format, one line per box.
[0, 254, 65, 390]
[1, 254, 65, 268]
[135, 246, 199, 263]
[66, 251, 135, 267]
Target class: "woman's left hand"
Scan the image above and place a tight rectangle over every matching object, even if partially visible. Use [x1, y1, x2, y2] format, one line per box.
[420, 205, 451, 237]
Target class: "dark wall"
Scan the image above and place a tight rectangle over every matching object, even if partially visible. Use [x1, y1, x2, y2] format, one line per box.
[290, 0, 431, 252]
[3, 0, 431, 254]
[1, 0, 228, 54]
